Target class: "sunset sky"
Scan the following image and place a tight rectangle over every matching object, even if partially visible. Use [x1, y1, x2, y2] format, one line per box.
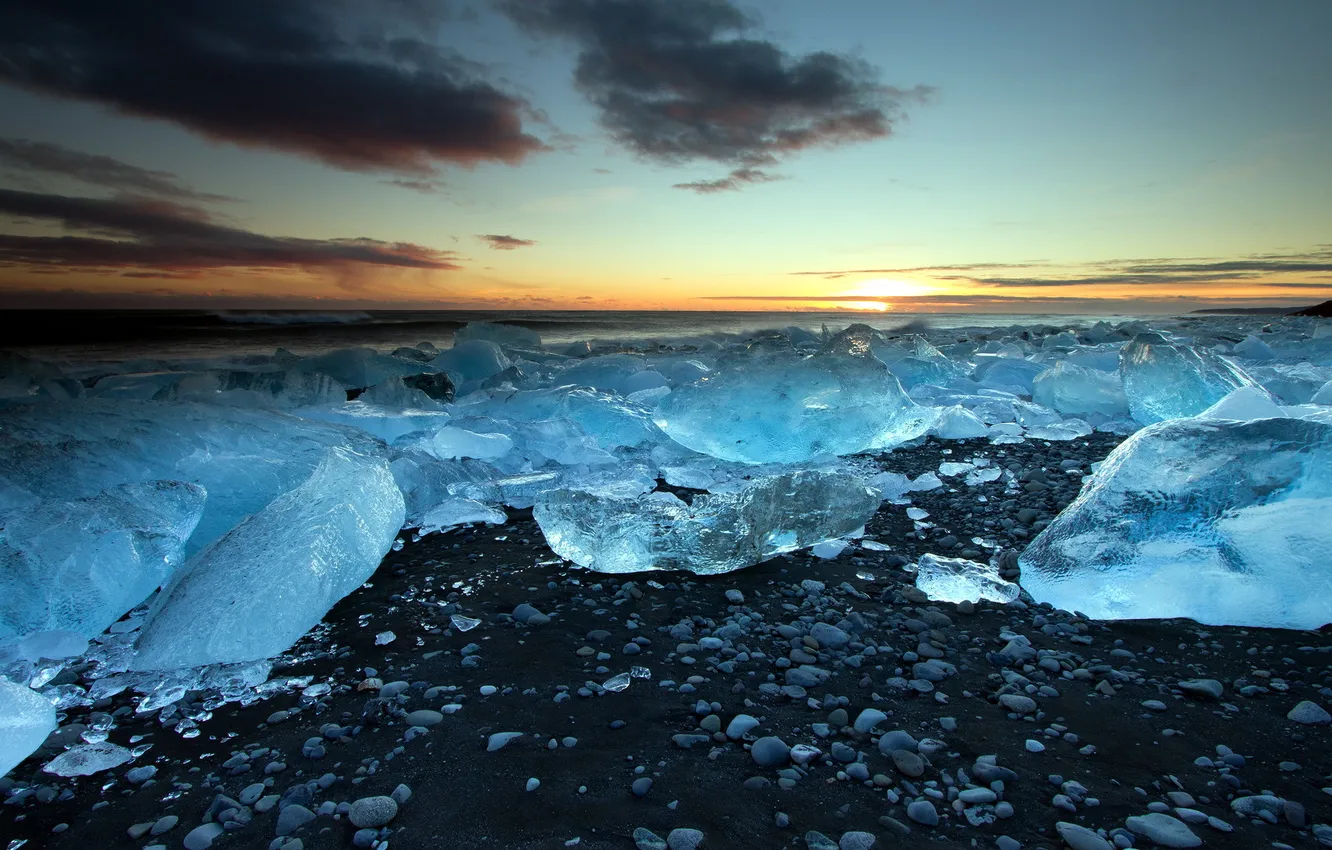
[1, 0, 1330, 313]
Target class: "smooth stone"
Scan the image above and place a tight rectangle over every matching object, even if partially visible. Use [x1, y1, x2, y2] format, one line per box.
[183, 824, 224, 850]
[1125, 813, 1201, 848]
[752, 736, 791, 767]
[633, 828, 668, 850]
[1056, 822, 1112, 850]
[276, 805, 316, 836]
[348, 796, 398, 829]
[726, 714, 760, 740]
[667, 827, 706, 850]
[404, 709, 443, 727]
[853, 708, 888, 733]
[1288, 701, 1331, 724]
[839, 832, 877, 850]
[999, 694, 1037, 714]
[892, 750, 925, 778]
[906, 800, 938, 826]
[1177, 679, 1223, 700]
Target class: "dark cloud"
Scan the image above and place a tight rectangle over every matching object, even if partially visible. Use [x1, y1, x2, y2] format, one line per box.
[0, 188, 461, 275]
[0, 0, 546, 174]
[673, 167, 782, 193]
[946, 272, 1246, 287]
[382, 178, 447, 194]
[478, 233, 537, 250]
[1121, 260, 1332, 274]
[500, 0, 929, 186]
[790, 263, 1048, 278]
[0, 138, 235, 202]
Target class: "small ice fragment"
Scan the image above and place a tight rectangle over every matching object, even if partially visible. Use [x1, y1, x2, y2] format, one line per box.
[906, 507, 930, 520]
[938, 461, 975, 477]
[375, 631, 396, 646]
[914, 554, 1019, 604]
[629, 666, 652, 679]
[810, 539, 849, 559]
[860, 540, 891, 552]
[964, 467, 1002, 486]
[450, 614, 481, 632]
[42, 742, 133, 776]
[602, 673, 631, 692]
[855, 571, 876, 581]
[0, 678, 57, 777]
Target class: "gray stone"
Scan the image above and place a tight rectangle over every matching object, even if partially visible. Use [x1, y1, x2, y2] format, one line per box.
[633, 828, 668, 850]
[839, 831, 877, 850]
[853, 709, 888, 733]
[999, 694, 1037, 714]
[1177, 679, 1223, 700]
[752, 737, 791, 767]
[667, 827, 705, 850]
[726, 714, 760, 740]
[183, 824, 224, 850]
[1125, 813, 1201, 848]
[1056, 822, 1111, 850]
[906, 800, 938, 826]
[276, 805, 316, 836]
[891, 750, 924, 778]
[404, 709, 443, 727]
[1288, 701, 1331, 725]
[348, 796, 398, 829]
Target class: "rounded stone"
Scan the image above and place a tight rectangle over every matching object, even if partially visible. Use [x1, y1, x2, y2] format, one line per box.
[183, 824, 224, 850]
[891, 750, 924, 778]
[348, 796, 399, 829]
[751, 736, 791, 767]
[667, 827, 705, 850]
[906, 800, 938, 826]
[404, 709, 443, 727]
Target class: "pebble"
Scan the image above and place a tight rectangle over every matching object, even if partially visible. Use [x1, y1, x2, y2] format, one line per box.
[1125, 813, 1201, 848]
[999, 694, 1037, 714]
[666, 827, 705, 850]
[183, 823, 224, 850]
[906, 800, 938, 826]
[349, 796, 398, 828]
[404, 709, 443, 726]
[1287, 700, 1331, 724]
[752, 736, 791, 767]
[1056, 822, 1111, 850]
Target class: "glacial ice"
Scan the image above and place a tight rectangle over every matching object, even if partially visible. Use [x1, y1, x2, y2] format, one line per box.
[914, 554, 1019, 604]
[427, 426, 515, 460]
[152, 369, 346, 408]
[534, 470, 879, 574]
[653, 349, 933, 464]
[132, 448, 405, 669]
[0, 480, 205, 639]
[1199, 386, 1287, 421]
[0, 677, 57, 778]
[292, 348, 426, 389]
[0, 401, 387, 555]
[1120, 333, 1266, 424]
[454, 321, 542, 350]
[1019, 417, 1332, 629]
[42, 742, 134, 776]
[1032, 361, 1129, 419]
[432, 340, 511, 384]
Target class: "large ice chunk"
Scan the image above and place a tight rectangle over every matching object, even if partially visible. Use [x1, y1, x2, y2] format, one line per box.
[131, 448, 405, 669]
[653, 350, 933, 464]
[1120, 333, 1265, 424]
[152, 370, 346, 408]
[914, 554, 1019, 604]
[1019, 417, 1332, 629]
[1032, 361, 1129, 419]
[534, 470, 879, 574]
[454, 321, 542, 350]
[0, 678, 57, 778]
[293, 348, 427, 388]
[0, 480, 206, 639]
[431, 340, 511, 384]
[0, 401, 387, 555]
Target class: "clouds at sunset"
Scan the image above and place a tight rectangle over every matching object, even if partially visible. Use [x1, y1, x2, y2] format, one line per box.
[478, 234, 538, 250]
[0, 0, 547, 174]
[0, 188, 460, 277]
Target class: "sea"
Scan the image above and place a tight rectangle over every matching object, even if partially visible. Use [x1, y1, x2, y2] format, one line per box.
[0, 309, 1175, 366]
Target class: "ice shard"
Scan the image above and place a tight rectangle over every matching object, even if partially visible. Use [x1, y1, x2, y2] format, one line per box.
[0, 480, 205, 639]
[1019, 417, 1332, 629]
[0, 678, 57, 778]
[1031, 361, 1129, 419]
[914, 554, 1019, 604]
[132, 448, 405, 670]
[653, 348, 933, 464]
[1120, 333, 1266, 424]
[534, 470, 879, 574]
[0, 400, 387, 555]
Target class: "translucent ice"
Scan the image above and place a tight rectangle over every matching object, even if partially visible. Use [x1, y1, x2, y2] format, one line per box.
[0, 677, 56, 777]
[0, 480, 205, 639]
[414, 498, 507, 536]
[914, 554, 1019, 604]
[42, 741, 134, 776]
[454, 321, 542, 350]
[296, 402, 452, 444]
[1120, 333, 1265, 424]
[153, 370, 346, 408]
[534, 470, 879, 574]
[132, 448, 405, 669]
[0, 401, 387, 555]
[1199, 386, 1287, 421]
[1031, 361, 1129, 419]
[930, 406, 989, 439]
[432, 340, 511, 384]
[427, 427, 514, 460]
[653, 350, 933, 464]
[1019, 417, 1332, 629]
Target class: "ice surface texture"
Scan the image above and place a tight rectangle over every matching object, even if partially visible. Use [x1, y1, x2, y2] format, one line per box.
[0, 401, 387, 556]
[1020, 417, 1332, 629]
[534, 470, 878, 574]
[914, 554, 1019, 604]
[0, 677, 57, 778]
[132, 447, 405, 670]
[0, 480, 205, 639]
[1120, 333, 1264, 424]
[653, 349, 933, 464]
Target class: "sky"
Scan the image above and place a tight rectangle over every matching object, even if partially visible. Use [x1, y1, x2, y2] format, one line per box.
[0, 0, 1330, 314]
